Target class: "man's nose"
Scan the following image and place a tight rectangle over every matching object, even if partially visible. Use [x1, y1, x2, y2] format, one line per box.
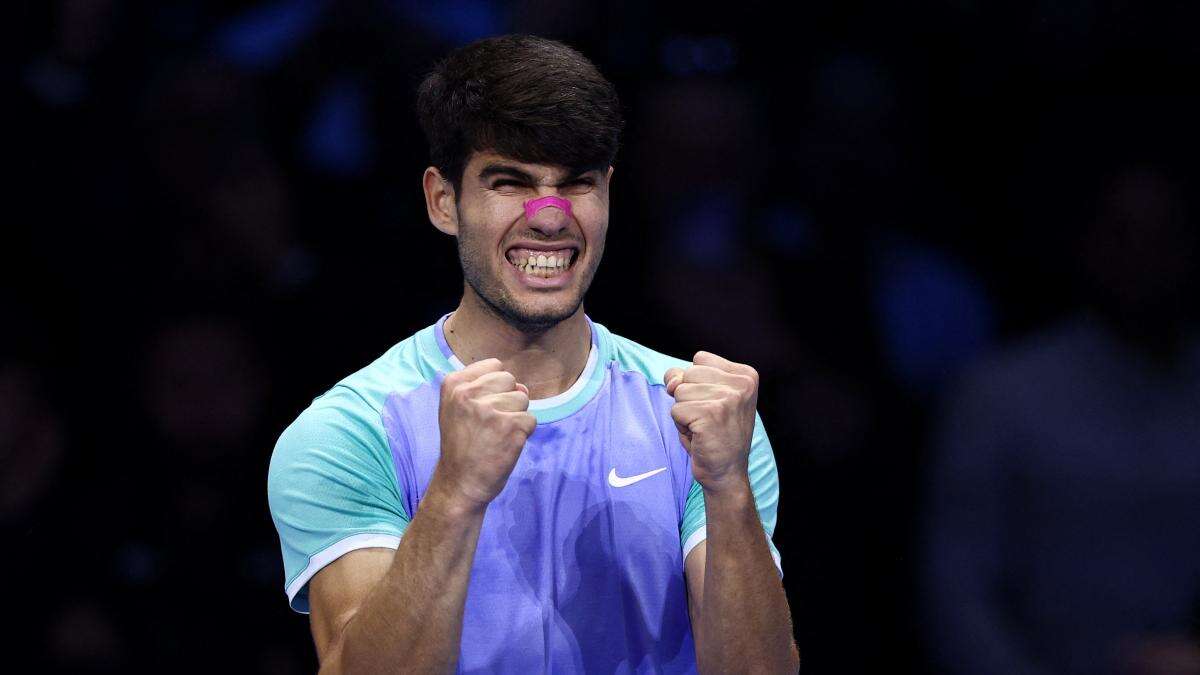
[524, 196, 573, 234]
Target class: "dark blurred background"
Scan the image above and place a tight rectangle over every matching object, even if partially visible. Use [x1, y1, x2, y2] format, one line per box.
[8, 1, 1200, 673]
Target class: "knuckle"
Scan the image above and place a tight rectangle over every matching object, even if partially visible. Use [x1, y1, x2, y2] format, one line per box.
[453, 384, 475, 403]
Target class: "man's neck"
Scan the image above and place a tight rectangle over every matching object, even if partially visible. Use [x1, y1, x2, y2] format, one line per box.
[442, 290, 592, 400]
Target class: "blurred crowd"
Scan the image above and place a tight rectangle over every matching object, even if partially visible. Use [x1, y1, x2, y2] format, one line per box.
[9, 1, 1200, 673]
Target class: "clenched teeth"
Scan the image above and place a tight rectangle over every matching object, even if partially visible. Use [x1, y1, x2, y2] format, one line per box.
[507, 248, 575, 277]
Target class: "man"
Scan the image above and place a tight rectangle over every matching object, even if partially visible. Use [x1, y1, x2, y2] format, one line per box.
[268, 35, 799, 673]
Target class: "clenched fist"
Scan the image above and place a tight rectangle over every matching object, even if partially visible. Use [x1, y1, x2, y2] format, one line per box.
[664, 351, 759, 494]
[435, 358, 537, 511]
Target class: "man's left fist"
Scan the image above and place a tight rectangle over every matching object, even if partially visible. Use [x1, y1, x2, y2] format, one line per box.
[664, 351, 759, 493]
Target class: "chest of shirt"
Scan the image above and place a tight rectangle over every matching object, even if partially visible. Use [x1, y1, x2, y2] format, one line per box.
[381, 364, 696, 541]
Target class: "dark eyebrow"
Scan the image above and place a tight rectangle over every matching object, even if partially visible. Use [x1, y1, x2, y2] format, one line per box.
[557, 170, 601, 186]
[478, 164, 535, 183]
[478, 164, 601, 187]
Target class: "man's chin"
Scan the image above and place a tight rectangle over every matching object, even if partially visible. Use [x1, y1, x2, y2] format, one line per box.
[463, 265, 588, 332]
[506, 305, 580, 330]
[493, 295, 583, 331]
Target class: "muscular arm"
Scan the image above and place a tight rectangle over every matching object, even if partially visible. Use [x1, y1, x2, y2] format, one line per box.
[307, 359, 535, 673]
[667, 351, 799, 673]
[685, 483, 800, 674]
[309, 476, 485, 673]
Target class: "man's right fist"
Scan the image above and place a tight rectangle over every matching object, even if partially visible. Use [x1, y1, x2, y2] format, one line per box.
[434, 358, 536, 511]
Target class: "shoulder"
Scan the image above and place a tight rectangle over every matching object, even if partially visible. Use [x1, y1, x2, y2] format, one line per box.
[269, 326, 442, 483]
[333, 327, 443, 413]
[595, 321, 691, 387]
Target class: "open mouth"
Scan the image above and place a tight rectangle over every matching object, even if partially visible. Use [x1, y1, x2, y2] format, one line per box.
[505, 247, 578, 278]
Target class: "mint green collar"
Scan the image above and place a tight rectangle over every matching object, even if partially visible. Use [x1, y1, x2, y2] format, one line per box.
[417, 313, 608, 424]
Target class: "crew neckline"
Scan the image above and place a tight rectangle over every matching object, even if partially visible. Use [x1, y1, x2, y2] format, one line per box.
[430, 313, 606, 423]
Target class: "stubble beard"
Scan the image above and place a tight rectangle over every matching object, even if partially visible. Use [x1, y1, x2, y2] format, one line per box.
[455, 216, 602, 334]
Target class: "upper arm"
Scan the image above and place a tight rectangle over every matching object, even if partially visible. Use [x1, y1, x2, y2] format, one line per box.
[267, 392, 410, 613]
[679, 412, 782, 574]
[684, 540, 707, 631]
[681, 412, 781, 639]
[308, 547, 396, 661]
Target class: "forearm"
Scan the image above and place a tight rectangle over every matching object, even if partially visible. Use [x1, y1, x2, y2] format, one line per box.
[697, 480, 799, 674]
[321, 472, 485, 674]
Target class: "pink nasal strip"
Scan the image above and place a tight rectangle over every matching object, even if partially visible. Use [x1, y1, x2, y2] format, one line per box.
[524, 196, 573, 221]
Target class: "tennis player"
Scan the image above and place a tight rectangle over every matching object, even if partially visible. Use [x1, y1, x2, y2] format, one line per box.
[268, 34, 799, 673]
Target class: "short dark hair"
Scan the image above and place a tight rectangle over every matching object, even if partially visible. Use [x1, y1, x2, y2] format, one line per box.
[416, 35, 623, 192]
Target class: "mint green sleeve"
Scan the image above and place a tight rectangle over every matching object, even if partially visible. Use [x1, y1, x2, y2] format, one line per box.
[267, 388, 411, 613]
[679, 412, 782, 574]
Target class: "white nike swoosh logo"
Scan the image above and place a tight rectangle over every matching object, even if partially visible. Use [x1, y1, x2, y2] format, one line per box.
[607, 467, 667, 488]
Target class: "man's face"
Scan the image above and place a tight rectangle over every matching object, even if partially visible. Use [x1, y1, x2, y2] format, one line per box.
[451, 151, 611, 330]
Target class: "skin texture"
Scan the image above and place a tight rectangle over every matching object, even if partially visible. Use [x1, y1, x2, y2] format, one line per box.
[668, 353, 801, 673]
[444, 151, 609, 333]
[305, 151, 799, 673]
[430, 151, 613, 400]
[309, 358, 534, 674]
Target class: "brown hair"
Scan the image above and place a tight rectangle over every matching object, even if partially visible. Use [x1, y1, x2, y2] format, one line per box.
[416, 35, 624, 192]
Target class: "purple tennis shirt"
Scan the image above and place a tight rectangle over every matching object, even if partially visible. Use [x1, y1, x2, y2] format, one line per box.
[268, 313, 781, 672]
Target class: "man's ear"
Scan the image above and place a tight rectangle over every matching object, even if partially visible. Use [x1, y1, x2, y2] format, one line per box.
[423, 167, 458, 236]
